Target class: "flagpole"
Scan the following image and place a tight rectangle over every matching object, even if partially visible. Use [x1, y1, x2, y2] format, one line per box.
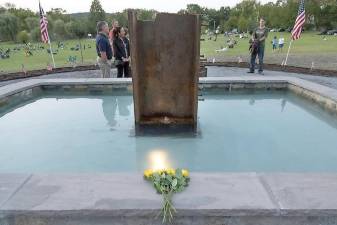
[47, 33, 56, 68]
[284, 39, 293, 66]
[39, 0, 55, 68]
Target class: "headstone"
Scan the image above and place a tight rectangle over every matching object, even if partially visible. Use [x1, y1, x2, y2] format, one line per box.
[128, 11, 200, 132]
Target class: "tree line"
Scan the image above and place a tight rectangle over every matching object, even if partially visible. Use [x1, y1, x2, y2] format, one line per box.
[0, 0, 336, 43]
[182, 0, 336, 33]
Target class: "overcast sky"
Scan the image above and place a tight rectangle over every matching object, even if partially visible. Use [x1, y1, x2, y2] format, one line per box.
[1, 0, 275, 13]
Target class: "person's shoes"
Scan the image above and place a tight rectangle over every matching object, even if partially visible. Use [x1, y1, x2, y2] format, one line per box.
[258, 71, 264, 75]
[247, 71, 254, 74]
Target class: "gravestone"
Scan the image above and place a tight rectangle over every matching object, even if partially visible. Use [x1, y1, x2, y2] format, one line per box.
[128, 11, 200, 132]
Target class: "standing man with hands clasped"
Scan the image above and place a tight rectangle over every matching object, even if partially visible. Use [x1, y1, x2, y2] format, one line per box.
[96, 21, 113, 78]
[248, 18, 269, 75]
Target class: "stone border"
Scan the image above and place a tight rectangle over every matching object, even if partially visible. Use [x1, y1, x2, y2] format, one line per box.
[2, 76, 337, 114]
[1, 173, 337, 224]
[1, 77, 337, 224]
[1, 61, 337, 83]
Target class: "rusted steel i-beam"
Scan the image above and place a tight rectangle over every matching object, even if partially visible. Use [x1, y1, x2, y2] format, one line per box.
[128, 11, 200, 131]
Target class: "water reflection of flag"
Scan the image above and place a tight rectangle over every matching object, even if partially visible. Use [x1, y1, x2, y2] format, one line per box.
[291, 0, 305, 40]
[39, 2, 49, 43]
[47, 64, 53, 71]
[21, 64, 27, 74]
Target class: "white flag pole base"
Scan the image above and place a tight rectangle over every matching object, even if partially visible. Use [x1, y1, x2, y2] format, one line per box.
[284, 40, 293, 66]
[47, 35, 56, 68]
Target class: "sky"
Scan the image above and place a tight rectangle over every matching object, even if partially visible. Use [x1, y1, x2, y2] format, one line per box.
[0, 0, 275, 13]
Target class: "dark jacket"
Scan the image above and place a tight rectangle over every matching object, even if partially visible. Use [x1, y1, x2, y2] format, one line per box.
[113, 37, 130, 61]
[249, 39, 259, 54]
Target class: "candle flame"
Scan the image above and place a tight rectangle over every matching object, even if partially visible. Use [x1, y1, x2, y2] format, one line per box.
[148, 150, 170, 171]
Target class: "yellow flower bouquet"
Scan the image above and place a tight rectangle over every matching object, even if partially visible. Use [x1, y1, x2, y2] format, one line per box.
[144, 168, 190, 223]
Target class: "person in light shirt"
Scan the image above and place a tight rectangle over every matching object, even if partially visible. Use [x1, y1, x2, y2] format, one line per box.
[109, 20, 119, 44]
[278, 37, 285, 52]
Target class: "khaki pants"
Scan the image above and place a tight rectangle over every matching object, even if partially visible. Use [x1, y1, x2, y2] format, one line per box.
[97, 57, 111, 78]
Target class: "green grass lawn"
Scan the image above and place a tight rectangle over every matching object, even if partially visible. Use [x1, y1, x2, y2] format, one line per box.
[0, 39, 97, 73]
[201, 32, 337, 70]
[201, 32, 337, 57]
[0, 32, 336, 73]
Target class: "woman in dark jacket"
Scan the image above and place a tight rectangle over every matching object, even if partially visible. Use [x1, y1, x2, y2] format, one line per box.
[113, 27, 130, 78]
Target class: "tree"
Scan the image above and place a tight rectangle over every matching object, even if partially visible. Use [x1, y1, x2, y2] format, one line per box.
[0, 6, 6, 14]
[88, 0, 106, 34]
[65, 20, 87, 63]
[65, 21, 75, 38]
[30, 27, 41, 42]
[47, 8, 70, 22]
[205, 8, 220, 31]
[65, 20, 87, 39]
[109, 11, 128, 27]
[53, 19, 66, 40]
[238, 16, 248, 32]
[137, 9, 157, 20]
[0, 13, 18, 41]
[7, 6, 35, 31]
[224, 16, 238, 31]
[315, 1, 337, 30]
[25, 17, 39, 32]
[16, 30, 29, 43]
[186, 4, 204, 14]
[218, 6, 231, 32]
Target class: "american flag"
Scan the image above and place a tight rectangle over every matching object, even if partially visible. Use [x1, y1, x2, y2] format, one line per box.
[39, 2, 49, 43]
[291, 0, 306, 40]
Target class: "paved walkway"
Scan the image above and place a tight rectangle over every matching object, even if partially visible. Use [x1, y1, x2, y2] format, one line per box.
[0, 69, 116, 87]
[1, 66, 337, 90]
[207, 66, 337, 90]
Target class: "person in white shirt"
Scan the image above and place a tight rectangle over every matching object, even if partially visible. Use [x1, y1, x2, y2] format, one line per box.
[278, 37, 285, 52]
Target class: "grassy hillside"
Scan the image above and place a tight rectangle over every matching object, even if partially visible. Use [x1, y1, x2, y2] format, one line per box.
[0, 32, 336, 73]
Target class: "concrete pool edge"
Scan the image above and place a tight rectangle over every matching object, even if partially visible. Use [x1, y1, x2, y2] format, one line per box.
[1, 75, 337, 100]
[1, 173, 337, 215]
[1, 75, 337, 114]
[2, 77, 337, 224]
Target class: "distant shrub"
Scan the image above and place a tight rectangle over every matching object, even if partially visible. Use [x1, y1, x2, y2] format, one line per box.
[30, 27, 41, 42]
[17, 30, 30, 43]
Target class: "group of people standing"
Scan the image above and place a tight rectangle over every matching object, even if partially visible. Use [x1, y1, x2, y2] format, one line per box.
[272, 36, 285, 52]
[96, 20, 130, 78]
[95, 17, 279, 77]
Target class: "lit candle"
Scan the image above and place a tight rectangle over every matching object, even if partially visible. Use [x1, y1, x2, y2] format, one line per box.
[147, 150, 171, 171]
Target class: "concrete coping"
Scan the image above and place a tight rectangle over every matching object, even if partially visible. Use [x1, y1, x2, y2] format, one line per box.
[2, 173, 337, 217]
[1, 77, 337, 218]
[1, 76, 337, 103]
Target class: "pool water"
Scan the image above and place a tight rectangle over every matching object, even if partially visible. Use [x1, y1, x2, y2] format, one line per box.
[1, 90, 337, 173]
